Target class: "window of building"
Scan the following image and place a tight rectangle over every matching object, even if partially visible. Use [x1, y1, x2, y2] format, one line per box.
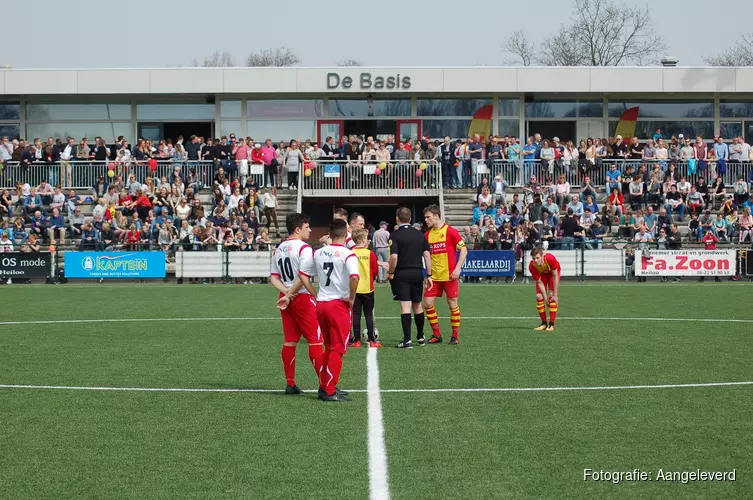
[417, 99, 492, 117]
[0, 104, 21, 120]
[607, 121, 714, 140]
[245, 120, 316, 142]
[26, 122, 132, 142]
[247, 100, 323, 118]
[220, 101, 242, 118]
[328, 99, 410, 117]
[0, 124, 20, 139]
[607, 101, 713, 119]
[577, 101, 603, 118]
[498, 119, 520, 138]
[220, 121, 242, 138]
[720, 122, 742, 139]
[26, 104, 131, 121]
[525, 101, 578, 118]
[498, 98, 520, 117]
[422, 120, 472, 139]
[720, 101, 753, 118]
[136, 104, 215, 120]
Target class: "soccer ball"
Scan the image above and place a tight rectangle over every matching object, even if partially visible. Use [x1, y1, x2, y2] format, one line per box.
[362, 328, 379, 340]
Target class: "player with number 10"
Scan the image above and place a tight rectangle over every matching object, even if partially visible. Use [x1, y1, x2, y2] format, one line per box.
[270, 213, 324, 395]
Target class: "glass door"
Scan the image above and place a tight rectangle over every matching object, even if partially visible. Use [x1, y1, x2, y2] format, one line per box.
[317, 120, 344, 144]
[396, 120, 421, 143]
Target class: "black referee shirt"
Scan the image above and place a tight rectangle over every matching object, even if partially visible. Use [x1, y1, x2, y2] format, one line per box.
[389, 224, 429, 272]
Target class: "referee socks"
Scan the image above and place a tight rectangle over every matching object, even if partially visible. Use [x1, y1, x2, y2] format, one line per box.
[414, 313, 425, 340]
[401, 313, 412, 342]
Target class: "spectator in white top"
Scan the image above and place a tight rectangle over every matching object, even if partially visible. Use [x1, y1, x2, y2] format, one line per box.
[59, 137, 75, 189]
[36, 181, 54, 206]
[261, 187, 279, 234]
[228, 187, 243, 211]
[566, 194, 584, 217]
[0, 136, 13, 162]
[50, 186, 66, 211]
[492, 174, 509, 206]
[127, 174, 142, 196]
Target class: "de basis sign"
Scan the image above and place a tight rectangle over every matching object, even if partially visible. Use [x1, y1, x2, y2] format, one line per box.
[327, 72, 411, 90]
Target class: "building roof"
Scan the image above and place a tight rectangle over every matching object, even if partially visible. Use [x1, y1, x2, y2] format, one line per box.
[1, 66, 753, 96]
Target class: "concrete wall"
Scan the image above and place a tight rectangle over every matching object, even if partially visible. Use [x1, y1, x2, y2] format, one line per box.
[2, 67, 753, 96]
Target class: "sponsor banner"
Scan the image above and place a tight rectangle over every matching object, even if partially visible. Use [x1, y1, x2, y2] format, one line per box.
[323, 164, 341, 178]
[0, 252, 52, 279]
[64, 251, 166, 279]
[461, 250, 515, 277]
[635, 249, 736, 277]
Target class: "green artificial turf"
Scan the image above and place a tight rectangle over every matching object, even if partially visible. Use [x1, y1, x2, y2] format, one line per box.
[0, 283, 751, 499]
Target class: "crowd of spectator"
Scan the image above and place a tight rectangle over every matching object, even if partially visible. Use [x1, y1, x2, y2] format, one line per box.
[2, 129, 753, 266]
[465, 130, 753, 253]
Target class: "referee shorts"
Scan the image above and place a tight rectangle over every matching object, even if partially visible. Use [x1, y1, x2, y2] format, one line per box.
[390, 270, 424, 303]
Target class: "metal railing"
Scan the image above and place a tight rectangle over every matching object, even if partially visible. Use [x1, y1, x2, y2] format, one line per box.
[300, 159, 441, 197]
[463, 159, 753, 190]
[0, 160, 270, 191]
[2, 158, 751, 194]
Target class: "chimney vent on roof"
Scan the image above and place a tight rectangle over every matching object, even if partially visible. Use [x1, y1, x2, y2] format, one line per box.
[660, 57, 679, 67]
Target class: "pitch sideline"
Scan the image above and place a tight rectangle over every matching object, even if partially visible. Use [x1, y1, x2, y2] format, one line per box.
[2, 380, 752, 394]
[2, 316, 753, 326]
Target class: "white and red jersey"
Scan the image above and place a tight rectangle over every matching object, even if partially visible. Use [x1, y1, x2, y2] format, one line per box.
[313, 244, 359, 302]
[271, 238, 315, 294]
[345, 231, 356, 250]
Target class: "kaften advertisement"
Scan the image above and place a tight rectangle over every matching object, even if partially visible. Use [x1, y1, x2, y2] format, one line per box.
[635, 249, 736, 277]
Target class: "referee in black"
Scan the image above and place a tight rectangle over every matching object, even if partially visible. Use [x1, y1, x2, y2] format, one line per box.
[387, 207, 433, 349]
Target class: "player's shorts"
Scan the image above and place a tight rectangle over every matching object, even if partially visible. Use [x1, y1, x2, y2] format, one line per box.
[390, 270, 424, 303]
[280, 293, 322, 344]
[536, 274, 558, 294]
[316, 299, 352, 354]
[425, 279, 459, 299]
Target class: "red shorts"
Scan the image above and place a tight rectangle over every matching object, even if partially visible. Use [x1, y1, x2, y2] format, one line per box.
[316, 300, 352, 354]
[535, 274, 558, 293]
[425, 279, 459, 299]
[280, 293, 322, 344]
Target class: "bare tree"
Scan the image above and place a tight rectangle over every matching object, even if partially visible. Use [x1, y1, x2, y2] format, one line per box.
[705, 33, 753, 66]
[502, 31, 535, 66]
[502, 0, 666, 66]
[192, 51, 235, 67]
[245, 47, 300, 67]
[335, 58, 362, 67]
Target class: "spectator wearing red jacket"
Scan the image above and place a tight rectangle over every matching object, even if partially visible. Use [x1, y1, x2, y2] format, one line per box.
[251, 144, 264, 186]
[134, 189, 153, 220]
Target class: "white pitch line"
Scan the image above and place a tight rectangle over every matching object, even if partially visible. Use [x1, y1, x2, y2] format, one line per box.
[367, 348, 391, 500]
[2, 316, 753, 326]
[1, 381, 752, 394]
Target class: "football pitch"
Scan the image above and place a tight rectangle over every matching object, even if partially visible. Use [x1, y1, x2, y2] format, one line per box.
[1, 282, 751, 500]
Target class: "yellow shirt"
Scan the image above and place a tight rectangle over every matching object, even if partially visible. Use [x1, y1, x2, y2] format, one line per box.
[426, 224, 465, 282]
[353, 247, 376, 294]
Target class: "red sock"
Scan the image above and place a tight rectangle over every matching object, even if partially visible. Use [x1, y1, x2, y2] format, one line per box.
[281, 345, 297, 386]
[549, 301, 558, 324]
[308, 344, 324, 375]
[319, 351, 343, 395]
[450, 306, 461, 338]
[425, 305, 441, 335]
[536, 300, 546, 323]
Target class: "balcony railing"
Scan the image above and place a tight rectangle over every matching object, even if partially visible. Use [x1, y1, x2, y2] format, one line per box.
[466, 159, 753, 189]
